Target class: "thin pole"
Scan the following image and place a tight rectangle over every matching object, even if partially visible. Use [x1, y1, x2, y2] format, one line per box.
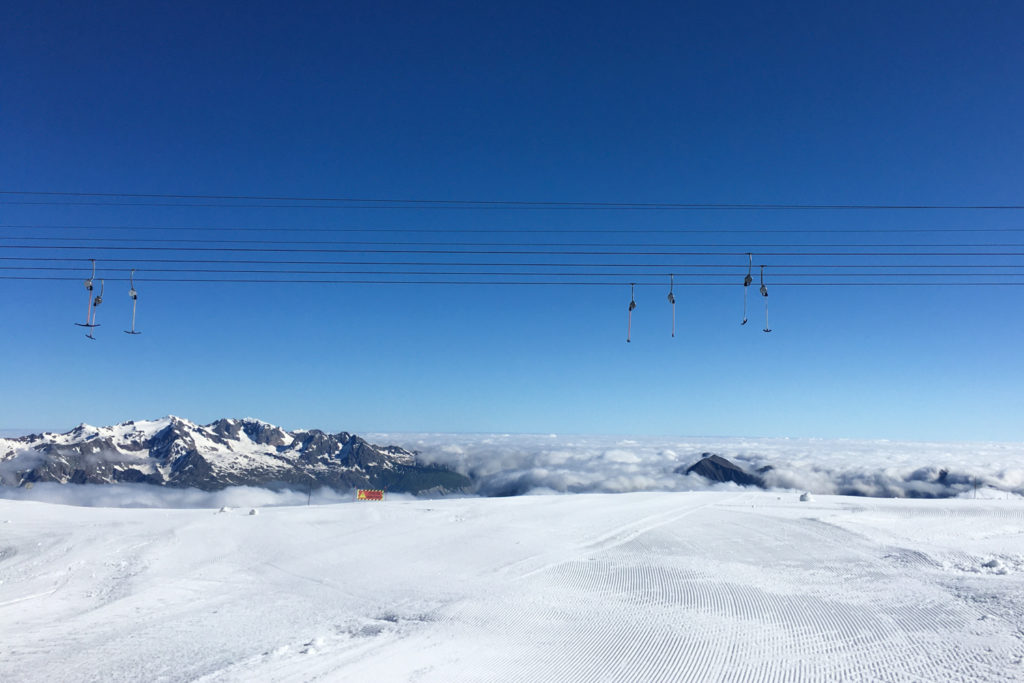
[742, 253, 752, 325]
[84, 259, 95, 326]
[668, 274, 676, 337]
[760, 265, 771, 333]
[627, 283, 636, 343]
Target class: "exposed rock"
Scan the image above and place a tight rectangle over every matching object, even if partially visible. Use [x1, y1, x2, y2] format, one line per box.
[0, 417, 469, 495]
[676, 453, 765, 488]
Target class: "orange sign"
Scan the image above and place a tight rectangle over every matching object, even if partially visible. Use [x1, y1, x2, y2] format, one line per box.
[356, 489, 384, 501]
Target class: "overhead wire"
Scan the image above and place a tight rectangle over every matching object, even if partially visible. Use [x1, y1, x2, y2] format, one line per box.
[5, 256, 1024, 269]
[4, 195, 1023, 292]
[6, 200, 1024, 212]
[3, 244, 1024, 256]
[6, 223, 1024, 234]
[6, 235, 1024, 248]
[4, 275, 1024, 286]
[5, 266, 1021, 277]
[6, 194, 1024, 343]
[3, 190, 1024, 210]
[6, 200, 744, 210]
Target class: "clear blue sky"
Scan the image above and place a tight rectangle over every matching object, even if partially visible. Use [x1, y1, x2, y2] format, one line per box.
[2, 1, 1023, 440]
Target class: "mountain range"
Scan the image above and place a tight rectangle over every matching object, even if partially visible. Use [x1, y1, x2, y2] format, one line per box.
[0, 416, 470, 494]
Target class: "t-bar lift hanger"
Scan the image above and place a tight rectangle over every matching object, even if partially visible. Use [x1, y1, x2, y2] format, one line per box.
[760, 265, 771, 333]
[86, 279, 104, 340]
[667, 274, 676, 338]
[125, 269, 141, 335]
[74, 259, 102, 339]
[742, 253, 753, 325]
[627, 283, 636, 343]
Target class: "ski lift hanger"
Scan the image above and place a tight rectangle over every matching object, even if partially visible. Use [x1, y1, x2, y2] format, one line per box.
[760, 265, 772, 333]
[74, 259, 102, 338]
[627, 283, 636, 343]
[86, 278, 103, 340]
[742, 253, 752, 325]
[667, 274, 675, 338]
[125, 268, 141, 335]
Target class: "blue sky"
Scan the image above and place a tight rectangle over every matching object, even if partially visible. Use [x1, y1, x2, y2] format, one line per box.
[2, 1, 1023, 439]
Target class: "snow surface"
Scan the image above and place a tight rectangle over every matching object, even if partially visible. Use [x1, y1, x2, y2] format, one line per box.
[1, 491, 1022, 681]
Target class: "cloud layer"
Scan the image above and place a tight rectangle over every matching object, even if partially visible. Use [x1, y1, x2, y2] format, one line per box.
[380, 433, 1024, 499]
[0, 482, 423, 509]
[2, 434, 1021, 507]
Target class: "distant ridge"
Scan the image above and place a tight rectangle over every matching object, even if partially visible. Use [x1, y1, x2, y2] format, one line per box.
[0, 416, 469, 494]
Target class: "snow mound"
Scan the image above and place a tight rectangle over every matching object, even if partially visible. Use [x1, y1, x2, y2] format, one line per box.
[1, 492, 1021, 681]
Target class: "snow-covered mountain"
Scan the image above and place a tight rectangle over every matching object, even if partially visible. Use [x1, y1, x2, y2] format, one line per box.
[0, 416, 469, 494]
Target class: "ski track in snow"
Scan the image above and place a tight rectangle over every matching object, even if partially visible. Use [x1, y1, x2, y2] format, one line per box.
[0, 493, 1022, 682]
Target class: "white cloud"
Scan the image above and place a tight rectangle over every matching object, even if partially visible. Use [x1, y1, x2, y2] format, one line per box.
[3, 434, 1021, 507]
[0, 482, 413, 508]
[379, 433, 1024, 499]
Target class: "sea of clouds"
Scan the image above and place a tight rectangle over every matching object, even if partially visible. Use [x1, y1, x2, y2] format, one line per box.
[1, 434, 1021, 507]
[0, 482, 429, 509]
[378, 433, 1024, 499]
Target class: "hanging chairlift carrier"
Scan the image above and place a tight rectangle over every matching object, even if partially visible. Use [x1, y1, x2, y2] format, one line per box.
[125, 269, 141, 335]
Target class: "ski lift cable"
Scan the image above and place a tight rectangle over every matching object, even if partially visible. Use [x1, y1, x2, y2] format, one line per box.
[5, 275, 1024, 286]
[8, 235, 1024, 249]
[4, 256, 1024, 269]
[4, 243, 1024, 257]
[0, 200, 721, 211]
[5, 189, 1024, 210]
[21, 199, 1024, 212]
[7, 222, 1024, 235]
[6, 265, 1024, 277]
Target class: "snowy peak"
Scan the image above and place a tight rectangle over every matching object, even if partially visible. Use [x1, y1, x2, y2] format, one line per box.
[208, 418, 292, 447]
[0, 417, 468, 494]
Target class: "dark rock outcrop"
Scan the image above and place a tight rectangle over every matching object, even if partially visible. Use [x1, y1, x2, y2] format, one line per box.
[676, 453, 765, 488]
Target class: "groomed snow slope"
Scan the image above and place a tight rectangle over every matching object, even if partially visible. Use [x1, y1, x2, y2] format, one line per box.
[1, 492, 1022, 682]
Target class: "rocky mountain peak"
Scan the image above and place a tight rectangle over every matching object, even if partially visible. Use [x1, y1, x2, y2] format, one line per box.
[0, 416, 469, 495]
[676, 453, 766, 488]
